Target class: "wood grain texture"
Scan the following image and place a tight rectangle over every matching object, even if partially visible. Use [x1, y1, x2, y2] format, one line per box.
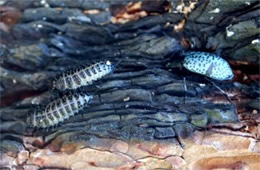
[0, 0, 259, 169]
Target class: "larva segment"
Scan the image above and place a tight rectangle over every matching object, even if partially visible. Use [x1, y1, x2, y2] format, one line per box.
[27, 92, 93, 129]
[53, 61, 114, 91]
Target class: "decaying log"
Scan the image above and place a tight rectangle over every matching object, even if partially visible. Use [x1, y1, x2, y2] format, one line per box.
[0, 0, 259, 169]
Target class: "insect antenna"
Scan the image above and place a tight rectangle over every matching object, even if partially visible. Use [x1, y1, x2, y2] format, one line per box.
[26, 107, 34, 127]
[51, 73, 59, 86]
[46, 78, 54, 89]
[205, 77, 235, 106]
[111, 57, 123, 73]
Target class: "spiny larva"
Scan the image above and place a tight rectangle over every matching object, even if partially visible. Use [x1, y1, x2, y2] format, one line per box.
[182, 51, 234, 80]
[26, 92, 93, 129]
[53, 60, 116, 91]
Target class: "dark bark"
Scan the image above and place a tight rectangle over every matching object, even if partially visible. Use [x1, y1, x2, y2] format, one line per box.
[0, 0, 259, 169]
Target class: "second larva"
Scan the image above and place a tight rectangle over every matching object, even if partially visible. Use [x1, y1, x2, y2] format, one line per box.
[53, 60, 114, 91]
[26, 92, 93, 129]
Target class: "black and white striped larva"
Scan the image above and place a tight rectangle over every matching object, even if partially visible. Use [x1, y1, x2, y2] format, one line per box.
[26, 92, 93, 129]
[53, 60, 116, 91]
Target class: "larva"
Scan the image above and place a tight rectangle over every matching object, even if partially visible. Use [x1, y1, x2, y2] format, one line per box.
[26, 92, 93, 129]
[182, 51, 234, 80]
[53, 60, 115, 91]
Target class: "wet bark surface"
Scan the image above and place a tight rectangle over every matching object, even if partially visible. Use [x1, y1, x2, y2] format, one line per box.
[0, 0, 259, 169]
